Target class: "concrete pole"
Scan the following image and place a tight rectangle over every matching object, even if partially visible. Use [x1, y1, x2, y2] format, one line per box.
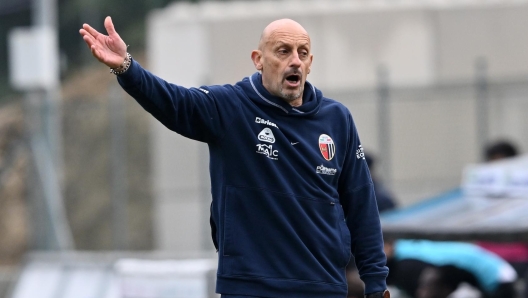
[377, 65, 392, 187]
[109, 86, 129, 250]
[29, 0, 73, 250]
[475, 57, 489, 159]
[32, 0, 57, 28]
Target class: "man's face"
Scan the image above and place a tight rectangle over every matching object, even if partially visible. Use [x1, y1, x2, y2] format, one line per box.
[254, 24, 313, 106]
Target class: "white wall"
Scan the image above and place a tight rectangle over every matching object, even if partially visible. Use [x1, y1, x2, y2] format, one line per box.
[146, 0, 528, 252]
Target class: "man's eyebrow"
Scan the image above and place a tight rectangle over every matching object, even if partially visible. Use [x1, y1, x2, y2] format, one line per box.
[273, 41, 310, 48]
[273, 41, 290, 47]
[298, 43, 310, 49]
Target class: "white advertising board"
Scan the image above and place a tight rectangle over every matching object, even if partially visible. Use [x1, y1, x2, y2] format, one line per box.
[8, 26, 59, 91]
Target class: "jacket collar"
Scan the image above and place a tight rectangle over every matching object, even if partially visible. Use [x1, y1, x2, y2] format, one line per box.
[240, 72, 321, 116]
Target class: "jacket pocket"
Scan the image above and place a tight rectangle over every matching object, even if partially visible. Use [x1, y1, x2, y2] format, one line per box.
[336, 206, 352, 267]
[221, 185, 348, 284]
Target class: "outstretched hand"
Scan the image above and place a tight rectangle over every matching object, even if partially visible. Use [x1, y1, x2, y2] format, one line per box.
[79, 16, 127, 68]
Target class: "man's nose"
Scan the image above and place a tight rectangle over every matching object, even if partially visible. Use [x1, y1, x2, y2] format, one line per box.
[289, 52, 302, 67]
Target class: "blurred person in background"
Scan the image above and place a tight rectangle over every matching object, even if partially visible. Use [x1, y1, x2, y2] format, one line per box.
[415, 266, 466, 298]
[477, 139, 528, 298]
[385, 239, 518, 298]
[415, 266, 482, 298]
[346, 259, 366, 298]
[79, 17, 389, 298]
[365, 152, 397, 214]
[483, 140, 518, 161]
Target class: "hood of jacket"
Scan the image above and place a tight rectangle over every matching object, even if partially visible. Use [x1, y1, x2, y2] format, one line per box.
[236, 72, 323, 117]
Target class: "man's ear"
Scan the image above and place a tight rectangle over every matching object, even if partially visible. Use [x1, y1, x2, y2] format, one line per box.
[308, 54, 313, 74]
[251, 50, 263, 71]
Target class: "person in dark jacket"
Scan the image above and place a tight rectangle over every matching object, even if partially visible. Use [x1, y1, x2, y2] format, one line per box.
[80, 17, 389, 298]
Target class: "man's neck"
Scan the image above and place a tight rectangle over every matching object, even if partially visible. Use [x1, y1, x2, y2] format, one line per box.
[288, 97, 303, 107]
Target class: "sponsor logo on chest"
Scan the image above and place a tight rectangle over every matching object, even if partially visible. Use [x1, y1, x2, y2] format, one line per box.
[255, 118, 279, 160]
[256, 144, 279, 160]
[258, 128, 275, 143]
[316, 164, 337, 175]
[255, 117, 278, 128]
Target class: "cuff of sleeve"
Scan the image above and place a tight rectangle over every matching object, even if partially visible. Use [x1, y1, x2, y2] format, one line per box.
[116, 59, 141, 86]
[363, 276, 387, 295]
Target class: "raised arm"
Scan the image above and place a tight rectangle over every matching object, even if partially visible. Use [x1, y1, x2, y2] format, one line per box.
[78, 17, 239, 143]
[79, 16, 127, 69]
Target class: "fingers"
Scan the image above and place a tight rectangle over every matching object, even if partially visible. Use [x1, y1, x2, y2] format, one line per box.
[79, 17, 125, 68]
[80, 30, 99, 52]
[80, 30, 104, 62]
[82, 23, 101, 39]
[104, 16, 118, 37]
[103, 16, 127, 57]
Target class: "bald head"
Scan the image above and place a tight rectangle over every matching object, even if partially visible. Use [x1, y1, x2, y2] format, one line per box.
[251, 19, 313, 107]
[258, 19, 310, 51]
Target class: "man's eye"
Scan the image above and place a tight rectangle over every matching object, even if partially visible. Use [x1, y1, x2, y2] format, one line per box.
[278, 49, 288, 54]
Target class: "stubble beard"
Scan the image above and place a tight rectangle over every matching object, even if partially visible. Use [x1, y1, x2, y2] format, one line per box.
[279, 85, 303, 102]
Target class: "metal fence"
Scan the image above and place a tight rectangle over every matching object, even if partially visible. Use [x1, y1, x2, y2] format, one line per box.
[327, 71, 528, 206]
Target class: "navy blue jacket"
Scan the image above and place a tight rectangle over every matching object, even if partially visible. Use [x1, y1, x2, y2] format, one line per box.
[117, 59, 388, 297]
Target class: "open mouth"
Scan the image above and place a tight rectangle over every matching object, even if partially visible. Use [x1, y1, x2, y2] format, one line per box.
[285, 74, 301, 85]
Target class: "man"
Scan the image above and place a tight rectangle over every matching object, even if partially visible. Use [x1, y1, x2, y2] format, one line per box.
[80, 17, 389, 298]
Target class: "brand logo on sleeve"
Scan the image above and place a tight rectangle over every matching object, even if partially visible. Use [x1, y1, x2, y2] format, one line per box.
[319, 134, 336, 161]
[356, 145, 365, 160]
[258, 128, 275, 143]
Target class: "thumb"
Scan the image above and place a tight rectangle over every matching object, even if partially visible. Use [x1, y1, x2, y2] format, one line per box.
[104, 16, 118, 37]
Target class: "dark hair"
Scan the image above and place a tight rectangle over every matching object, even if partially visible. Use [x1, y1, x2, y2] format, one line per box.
[436, 265, 479, 292]
[484, 140, 518, 161]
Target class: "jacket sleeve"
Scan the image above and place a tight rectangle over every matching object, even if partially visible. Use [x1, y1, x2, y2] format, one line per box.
[338, 112, 388, 294]
[116, 59, 239, 143]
